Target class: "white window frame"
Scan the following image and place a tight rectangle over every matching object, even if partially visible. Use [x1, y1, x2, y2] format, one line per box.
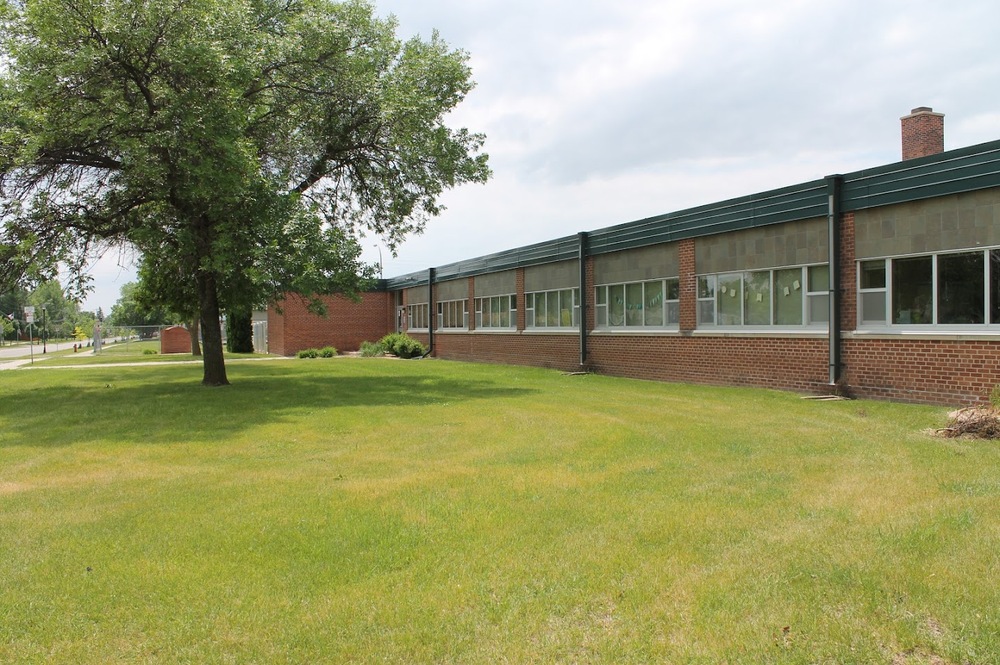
[526, 288, 580, 329]
[697, 265, 830, 329]
[405, 302, 430, 331]
[436, 299, 468, 330]
[594, 278, 679, 330]
[474, 294, 517, 330]
[856, 247, 1000, 331]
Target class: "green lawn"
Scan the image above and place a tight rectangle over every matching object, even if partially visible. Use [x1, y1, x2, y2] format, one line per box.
[1, 359, 997, 664]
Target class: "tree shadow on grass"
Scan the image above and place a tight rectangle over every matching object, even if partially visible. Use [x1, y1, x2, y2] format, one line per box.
[0, 361, 538, 448]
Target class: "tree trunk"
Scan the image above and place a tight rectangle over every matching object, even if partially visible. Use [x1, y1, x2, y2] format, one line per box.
[197, 270, 229, 386]
[188, 317, 201, 356]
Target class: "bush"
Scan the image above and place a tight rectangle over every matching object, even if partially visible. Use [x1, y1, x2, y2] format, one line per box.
[143, 349, 158, 355]
[319, 346, 337, 358]
[990, 385, 1000, 410]
[359, 340, 385, 357]
[378, 332, 426, 359]
[296, 348, 318, 359]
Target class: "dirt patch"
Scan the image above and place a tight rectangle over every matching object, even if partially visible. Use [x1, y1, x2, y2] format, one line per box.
[932, 407, 1000, 439]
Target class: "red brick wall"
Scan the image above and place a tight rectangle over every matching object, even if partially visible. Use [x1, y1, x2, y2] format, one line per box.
[901, 108, 945, 160]
[679, 238, 697, 332]
[839, 212, 857, 332]
[843, 338, 1000, 405]
[160, 325, 190, 354]
[434, 332, 580, 371]
[268, 292, 392, 355]
[588, 334, 830, 393]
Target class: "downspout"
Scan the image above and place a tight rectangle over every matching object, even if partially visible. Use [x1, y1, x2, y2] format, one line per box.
[427, 267, 435, 357]
[578, 231, 589, 367]
[826, 175, 843, 386]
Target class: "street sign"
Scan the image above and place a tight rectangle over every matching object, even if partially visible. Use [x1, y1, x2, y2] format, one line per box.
[24, 306, 34, 324]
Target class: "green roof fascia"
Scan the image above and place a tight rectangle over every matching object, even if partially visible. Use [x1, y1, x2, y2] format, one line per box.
[382, 139, 1000, 289]
[842, 139, 1000, 211]
[587, 179, 828, 255]
[382, 235, 579, 290]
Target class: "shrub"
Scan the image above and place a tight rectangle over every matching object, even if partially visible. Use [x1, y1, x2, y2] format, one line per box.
[990, 385, 1000, 410]
[359, 340, 385, 357]
[319, 346, 337, 358]
[296, 348, 319, 359]
[143, 349, 158, 355]
[378, 332, 426, 359]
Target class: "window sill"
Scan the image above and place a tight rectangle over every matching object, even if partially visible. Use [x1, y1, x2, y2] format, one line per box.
[846, 329, 1000, 341]
[590, 328, 681, 335]
[690, 328, 829, 338]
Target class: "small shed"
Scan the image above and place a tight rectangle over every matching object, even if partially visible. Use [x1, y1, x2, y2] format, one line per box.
[160, 325, 190, 355]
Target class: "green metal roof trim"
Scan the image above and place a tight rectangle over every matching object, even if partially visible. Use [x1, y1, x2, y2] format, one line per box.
[842, 139, 1000, 211]
[383, 139, 1000, 288]
[587, 178, 828, 255]
[382, 235, 580, 289]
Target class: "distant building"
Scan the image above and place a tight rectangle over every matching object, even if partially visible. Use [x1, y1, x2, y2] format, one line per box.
[269, 108, 1000, 405]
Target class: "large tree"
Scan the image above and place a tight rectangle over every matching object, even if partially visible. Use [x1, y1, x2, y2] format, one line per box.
[0, 0, 489, 384]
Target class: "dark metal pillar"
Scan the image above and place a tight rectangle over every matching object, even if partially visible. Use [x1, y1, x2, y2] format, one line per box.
[826, 175, 844, 386]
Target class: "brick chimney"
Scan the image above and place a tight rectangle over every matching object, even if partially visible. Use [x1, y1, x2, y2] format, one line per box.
[901, 107, 944, 160]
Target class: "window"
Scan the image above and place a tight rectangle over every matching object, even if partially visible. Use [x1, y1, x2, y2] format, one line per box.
[406, 303, 429, 330]
[526, 289, 579, 328]
[437, 299, 467, 329]
[475, 295, 516, 329]
[698, 265, 829, 328]
[806, 265, 830, 324]
[859, 260, 887, 324]
[892, 256, 932, 324]
[595, 279, 679, 329]
[858, 249, 1000, 328]
[697, 276, 716, 325]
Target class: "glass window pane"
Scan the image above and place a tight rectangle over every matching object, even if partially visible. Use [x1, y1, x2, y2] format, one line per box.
[608, 284, 625, 326]
[861, 292, 886, 323]
[666, 302, 680, 325]
[808, 294, 829, 323]
[625, 283, 643, 326]
[559, 289, 573, 326]
[744, 271, 771, 325]
[698, 300, 715, 325]
[892, 256, 933, 324]
[808, 265, 830, 293]
[644, 280, 664, 326]
[665, 278, 680, 301]
[698, 275, 715, 299]
[938, 252, 984, 324]
[861, 260, 886, 289]
[717, 274, 742, 325]
[774, 268, 803, 325]
[546, 290, 560, 326]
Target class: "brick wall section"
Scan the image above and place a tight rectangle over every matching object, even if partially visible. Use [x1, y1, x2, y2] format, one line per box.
[159, 325, 190, 354]
[588, 334, 830, 393]
[268, 292, 392, 356]
[843, 338, 1000, 405]
[838, 213, 857, 332]
[435, 332, 580, 371]
[901, 108, 945, 160]
[515, 269, 526, 330]
[678, 238, 697, 332]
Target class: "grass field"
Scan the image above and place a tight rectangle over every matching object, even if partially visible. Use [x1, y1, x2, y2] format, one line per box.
[1, 358, 998, 664]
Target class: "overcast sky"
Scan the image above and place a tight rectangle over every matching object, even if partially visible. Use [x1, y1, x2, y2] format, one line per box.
[81, 0, 1000, 312]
